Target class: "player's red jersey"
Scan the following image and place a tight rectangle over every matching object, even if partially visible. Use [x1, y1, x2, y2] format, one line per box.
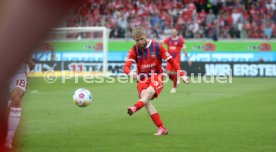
[126, 40, 172, 76]
[124, 39, 185, 98]
[163, 36, 184, 63]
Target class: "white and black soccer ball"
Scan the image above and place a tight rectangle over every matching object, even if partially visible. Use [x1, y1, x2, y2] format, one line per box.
[73, 88, 92, 107]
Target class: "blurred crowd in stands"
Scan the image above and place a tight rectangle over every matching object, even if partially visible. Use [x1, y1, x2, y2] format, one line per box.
[65, 0, 276, 40]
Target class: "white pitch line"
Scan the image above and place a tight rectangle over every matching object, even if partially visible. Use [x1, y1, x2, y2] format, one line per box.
[190, 93, 239, 96]
[28, 90, 39, 94]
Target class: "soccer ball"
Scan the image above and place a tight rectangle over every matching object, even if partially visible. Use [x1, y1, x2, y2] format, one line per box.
[73, 88, 92, 107]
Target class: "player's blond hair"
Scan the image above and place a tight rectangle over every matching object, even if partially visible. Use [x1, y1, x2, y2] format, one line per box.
[132, 26, 146, 38]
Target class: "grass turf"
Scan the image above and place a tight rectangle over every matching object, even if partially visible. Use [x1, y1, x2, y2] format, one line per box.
[17, 77, 276, 152]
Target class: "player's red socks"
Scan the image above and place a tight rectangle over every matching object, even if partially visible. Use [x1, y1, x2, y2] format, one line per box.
[151, 113, 165, 128]
[169, 74, 174, 81]
[169, 74, 177, 89]
[134, 101, 144, 111]
[173, 74, 177, 88]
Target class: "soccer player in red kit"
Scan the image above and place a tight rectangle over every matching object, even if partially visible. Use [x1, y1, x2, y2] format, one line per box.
[163, 29, 192, 93]
[124, 27, 189, 136]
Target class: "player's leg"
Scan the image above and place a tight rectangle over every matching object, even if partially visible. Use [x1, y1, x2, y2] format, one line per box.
[128, 74, 164, 115]
[166, 63, 173, 81]
[171, 72, 178, 93]
[144, 102, 168, 136]
[166, 63, 177, 93]
[167, 71, 177, 93]
[167, 71, 174, 81]
[5, 88, 25, 148]
[127, 86, 155, 116]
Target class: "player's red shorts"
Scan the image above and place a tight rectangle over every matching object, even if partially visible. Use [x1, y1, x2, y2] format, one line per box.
[137, 74, 164, 99]
[166, 58, 181, 73]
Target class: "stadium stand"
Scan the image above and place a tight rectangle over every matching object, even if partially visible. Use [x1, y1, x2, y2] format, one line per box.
[65, 0, 276, 39]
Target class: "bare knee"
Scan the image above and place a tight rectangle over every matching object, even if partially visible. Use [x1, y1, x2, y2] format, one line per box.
[144, 102, 151, 108]
[141, 88, 155, 103]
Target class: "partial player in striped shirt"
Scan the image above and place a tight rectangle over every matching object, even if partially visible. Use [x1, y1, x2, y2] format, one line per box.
[4, 59, 35, 149]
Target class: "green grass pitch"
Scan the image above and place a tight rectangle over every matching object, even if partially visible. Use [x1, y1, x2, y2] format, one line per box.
[17, 77, 276, 152]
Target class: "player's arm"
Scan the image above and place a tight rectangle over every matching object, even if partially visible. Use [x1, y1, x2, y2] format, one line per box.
[160, 44, 189, 84]
[25, 56, 37, 71]
[180, 39, 192, 66]
[163, 38, 169, 45]
[183, 44, 192, 66]
[123, 48, 139, 80]
[26, 56, 36, 71]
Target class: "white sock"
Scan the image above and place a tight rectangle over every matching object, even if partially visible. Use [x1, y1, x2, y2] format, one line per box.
[6, 107, 21, 145]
